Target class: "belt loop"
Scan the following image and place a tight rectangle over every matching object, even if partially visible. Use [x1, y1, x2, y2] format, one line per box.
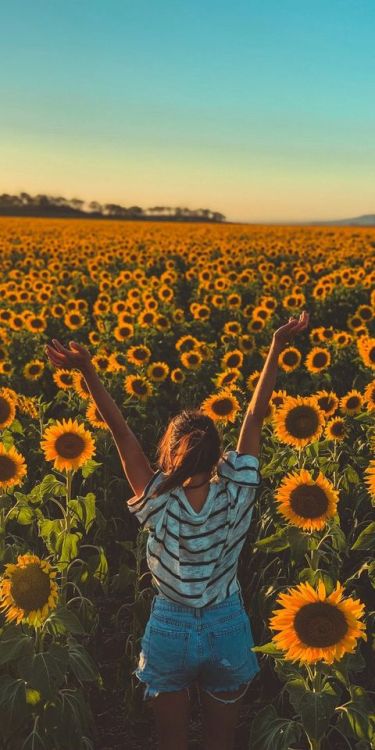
[151, 595, 157, 613]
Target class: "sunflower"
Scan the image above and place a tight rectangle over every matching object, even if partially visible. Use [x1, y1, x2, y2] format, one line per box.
[339, 390, 363, 415]
[324, 416, 348, 441]
[175, 335, 200, 353]
[0, 391, 16, 429]
[0, 444, 27, 489]
[124, 374, 153, 401]
[274, 396, 325, 448]
[41, 418, 96, 471]
[201, 389, 240, 423]
[238, 335, 255, 354]
[86, 400, 109, 430]
[247, 318, 265, 333]
[23, 360, 45, 381]
[363, 381, 375, 411]
[357, 336, 375, 370]
[72, 370, 91, 400]
[333, 331, 352, 348]
[64, 311, 85, 330]
[221, 349, 244, 370]
[147, 362, 169, 382]
[223, 321, 242, 337]
[91, 353, 111, 373]
[170, 368, 185, 384]
[215, 368, 242, 389]
[246, 370, 261, 391]
[305, 347, 331, 373]
[314, 390, 339, 417]
[0, 554, 58, 626]
[278, 347, 302, 373]
[52, 369, 74, 390]
[180, 350, 203, 370]
[24, 315, 47, 334]
[275, 469, 339, 531]
[16, 395, 39, 419]
[271, 389, 289, 409]
[364, 459, 375, 498]
[269, 580, 366, 665]
[126, 345, 152, 366]
[114, 323, 134, 342]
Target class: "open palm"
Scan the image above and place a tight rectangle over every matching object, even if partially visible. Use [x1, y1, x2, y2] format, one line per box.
[45, 339, 92, 371]
[273, 311, 310, 348]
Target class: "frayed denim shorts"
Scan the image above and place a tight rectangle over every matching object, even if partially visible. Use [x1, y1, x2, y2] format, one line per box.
[133, 589, 260, 705]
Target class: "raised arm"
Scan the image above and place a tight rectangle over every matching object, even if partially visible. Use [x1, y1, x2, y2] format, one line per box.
[236, 311, 310, 456]
[45, 339, 154, 496]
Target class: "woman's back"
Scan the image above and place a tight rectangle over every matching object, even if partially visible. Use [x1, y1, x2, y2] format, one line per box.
[127, 450, 261, 608]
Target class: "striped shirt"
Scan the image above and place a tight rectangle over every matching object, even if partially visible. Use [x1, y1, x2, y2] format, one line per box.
[127, 450, 261, 608]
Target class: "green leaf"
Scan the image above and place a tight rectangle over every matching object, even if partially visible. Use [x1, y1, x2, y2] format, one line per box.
[38, 518, 65, 555]
[47, 606, 85, 635]
[351, 522, 375, 551]
[329, 523, 347, 552]
[285, 677, 307, 713]
[10, 418, 24, 434]
[68, 493, 96, 533]
[21, 645, 69, 700]
[336, 686, 375, 741]
[254, 527, 290, 552]
[286, 526, 309, 561]
[345, 466, 360, 485]
[67, 640, 100, 683]
[8, 503, 35, 525]
[248, 704, 302, 750]
[0, 675, 28, 733]
[0, 630, 34, 666]
[81, 459, 102, 478]
[60, 531, 82, 565]
[251, 641, 284, 657]
[299, 683, 340, 741]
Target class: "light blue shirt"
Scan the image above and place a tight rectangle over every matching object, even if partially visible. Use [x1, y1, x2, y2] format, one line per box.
[127, 450, 261, 608]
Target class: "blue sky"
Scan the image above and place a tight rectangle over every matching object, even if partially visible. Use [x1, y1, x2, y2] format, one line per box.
[1, 0, 375, 221]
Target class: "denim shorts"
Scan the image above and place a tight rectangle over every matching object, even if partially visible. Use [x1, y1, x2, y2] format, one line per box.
[133, 589, 260, 704]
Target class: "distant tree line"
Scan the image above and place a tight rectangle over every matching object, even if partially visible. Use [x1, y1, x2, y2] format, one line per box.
[0, 193, 226, 222]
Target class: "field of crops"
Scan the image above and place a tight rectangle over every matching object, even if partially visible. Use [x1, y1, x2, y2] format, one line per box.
[0, 216, 374, 750]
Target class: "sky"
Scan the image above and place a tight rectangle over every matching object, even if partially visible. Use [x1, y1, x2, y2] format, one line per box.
[1, 0, 375, 223]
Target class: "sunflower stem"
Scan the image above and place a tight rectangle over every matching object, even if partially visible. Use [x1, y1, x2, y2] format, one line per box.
[60, 469, 73, 603]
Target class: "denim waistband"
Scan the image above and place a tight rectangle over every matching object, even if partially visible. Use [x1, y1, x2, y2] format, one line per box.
[151, 588, 245, 617]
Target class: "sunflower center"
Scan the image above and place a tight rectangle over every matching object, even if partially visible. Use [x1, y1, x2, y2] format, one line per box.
[10, 564, 51, 612]
[290, 484, 329, 518]
[313, 352, 328, 368]
[0, 396, 11, 423]
[294, 601, 348, 647]
[331, 420, 345, 436]
[55, 432, 86, 458]
[285, 405, 319, 438]
[0, 455, 17, 481]
[318, 396, 334, 412]
[283, 350, 299, 366]
[369, 346, 375, 363]
[29, 364, 41, 375]
[132, 380, 147, 395]
[213, 397, 234, 416]
[346, 396, 360, 410]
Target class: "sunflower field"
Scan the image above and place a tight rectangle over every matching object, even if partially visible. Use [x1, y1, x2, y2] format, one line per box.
[0, 216, 374, 750]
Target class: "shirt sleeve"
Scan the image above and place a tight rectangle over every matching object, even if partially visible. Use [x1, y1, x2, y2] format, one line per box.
[217, 450, 261, 505]
[126, 470, 168, 531]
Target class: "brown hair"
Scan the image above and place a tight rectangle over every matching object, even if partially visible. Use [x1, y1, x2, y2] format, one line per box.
[150, 409, 222, 497]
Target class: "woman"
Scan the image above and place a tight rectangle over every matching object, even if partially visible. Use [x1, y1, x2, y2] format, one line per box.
[45, 309, 309, 750]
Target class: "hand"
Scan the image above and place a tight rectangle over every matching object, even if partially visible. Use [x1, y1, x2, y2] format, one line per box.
[272, 311, 310, 349]
[45, 339, 92, 372]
